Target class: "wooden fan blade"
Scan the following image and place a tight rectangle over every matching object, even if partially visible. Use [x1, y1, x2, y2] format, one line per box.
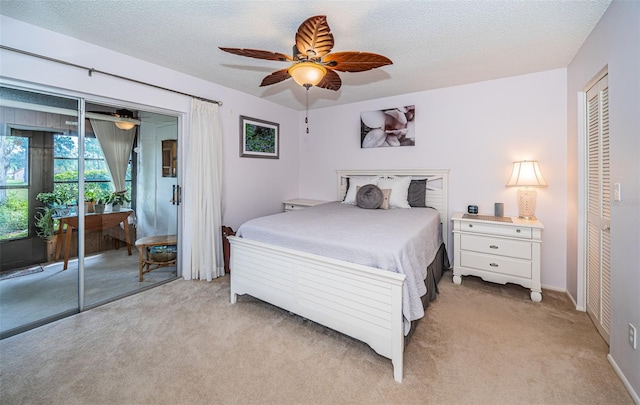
[324, 52, 392, 72]
[219, 47, 292, 62]
[315, 69, 342, 91]
[295, 15, 334, 59]
[260, 68, 291, 87]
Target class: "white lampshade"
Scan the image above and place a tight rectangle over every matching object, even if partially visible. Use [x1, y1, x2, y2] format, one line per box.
[506, 160, 548, 187]
[288, 61, 327, 87]
[506, 160, 547, 220]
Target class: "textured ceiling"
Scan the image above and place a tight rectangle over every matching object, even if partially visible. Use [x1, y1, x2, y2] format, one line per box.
[0, 0, 611, 111]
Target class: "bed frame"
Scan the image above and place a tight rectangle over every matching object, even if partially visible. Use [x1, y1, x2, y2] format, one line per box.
[228, 169, 449, 382]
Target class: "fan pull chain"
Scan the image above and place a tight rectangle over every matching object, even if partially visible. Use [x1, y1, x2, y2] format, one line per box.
[305, 84, 310, 134]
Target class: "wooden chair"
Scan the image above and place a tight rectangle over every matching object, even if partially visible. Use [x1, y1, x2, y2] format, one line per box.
[135, 235, 177, 281]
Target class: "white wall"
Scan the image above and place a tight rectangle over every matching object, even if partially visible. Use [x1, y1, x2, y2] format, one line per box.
[567, 0, 640, 398]
[0, 16, 299, 233]
[298, 69, 568, 290]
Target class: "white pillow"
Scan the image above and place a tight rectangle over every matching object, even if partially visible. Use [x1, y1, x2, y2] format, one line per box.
[343, 176, 379, 204]
[377, 176, 411, 208]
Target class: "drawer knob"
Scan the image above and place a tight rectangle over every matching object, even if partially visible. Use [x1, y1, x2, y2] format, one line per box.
[516, 229, 521, 233]
[468, 224, 473, 228]
[489, 263, 499, 267]
[489, 245, 499, 249]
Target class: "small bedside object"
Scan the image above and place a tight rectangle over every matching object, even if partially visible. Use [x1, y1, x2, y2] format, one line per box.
[467, 205, 478, 215]
[494, 202, 504, 217]
[283, 199, 327, 212]
[452, 212, 544, 302]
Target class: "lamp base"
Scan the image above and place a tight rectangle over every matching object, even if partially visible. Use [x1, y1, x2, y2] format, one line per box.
[517, 188, 537, 220]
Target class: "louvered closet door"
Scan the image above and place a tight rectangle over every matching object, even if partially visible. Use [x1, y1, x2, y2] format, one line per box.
[586, 74, 611, 344]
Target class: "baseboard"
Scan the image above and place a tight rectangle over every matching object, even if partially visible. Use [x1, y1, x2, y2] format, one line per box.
[542, 284, 585, 312]
[607, 354, 640, 404]
[542, 284, 565, 293]
[565, 290, 577, 310]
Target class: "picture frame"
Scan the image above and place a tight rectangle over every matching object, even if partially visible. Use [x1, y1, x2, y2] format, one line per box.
[239, 115, 279, 159]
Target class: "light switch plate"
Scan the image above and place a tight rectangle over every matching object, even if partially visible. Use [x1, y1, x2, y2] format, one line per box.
[614, 183, 621, 202]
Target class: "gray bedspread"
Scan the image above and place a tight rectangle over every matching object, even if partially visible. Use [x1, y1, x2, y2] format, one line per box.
[236, 202, 442, 334]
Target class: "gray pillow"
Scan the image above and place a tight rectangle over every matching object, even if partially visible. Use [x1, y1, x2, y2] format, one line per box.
[408, 179, 427, 207]
[356, 184, 383, 209]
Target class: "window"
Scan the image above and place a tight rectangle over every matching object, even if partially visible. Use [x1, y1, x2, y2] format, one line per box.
[53, 134, 132, 205]
[0, 135, 29, 240]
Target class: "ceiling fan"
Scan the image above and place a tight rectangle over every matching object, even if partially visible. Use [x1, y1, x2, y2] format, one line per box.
[219, 15, 393, 91]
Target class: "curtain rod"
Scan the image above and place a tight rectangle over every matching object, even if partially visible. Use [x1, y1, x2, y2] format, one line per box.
[3, 99, 143, 125]
[1, 45, 222, 106]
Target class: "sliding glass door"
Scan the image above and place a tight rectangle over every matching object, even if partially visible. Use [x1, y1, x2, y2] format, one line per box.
[0, 86, 81, 336]
[0, 86, 180, 338]
[83, 105, 179, 307]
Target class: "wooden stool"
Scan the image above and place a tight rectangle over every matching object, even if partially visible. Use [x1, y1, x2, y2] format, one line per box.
[135, 235, 177, 281]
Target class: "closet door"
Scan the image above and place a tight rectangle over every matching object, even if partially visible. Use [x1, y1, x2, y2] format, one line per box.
[585, 74, 611, 344]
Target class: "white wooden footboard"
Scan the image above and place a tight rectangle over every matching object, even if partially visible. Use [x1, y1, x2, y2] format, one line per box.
[228, 236, 407, 382]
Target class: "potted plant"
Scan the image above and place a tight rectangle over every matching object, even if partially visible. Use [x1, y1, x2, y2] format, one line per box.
[85, 189, 98, 213]
[36, 191, 64, 208]
[35, 192, 61, 262]
[107, 191, 130, 212]
[34, 206, 55, 240]
[93, 194, 106, 214]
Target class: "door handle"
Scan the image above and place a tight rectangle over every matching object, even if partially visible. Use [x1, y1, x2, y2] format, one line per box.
[171, 185, 181, 205]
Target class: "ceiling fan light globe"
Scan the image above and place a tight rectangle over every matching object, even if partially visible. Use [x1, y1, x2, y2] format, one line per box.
[115, 121, 136, 130]
[288, 62, 327, 87]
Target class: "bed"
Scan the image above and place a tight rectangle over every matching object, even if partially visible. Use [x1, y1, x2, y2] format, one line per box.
[228, 169, 449, 382]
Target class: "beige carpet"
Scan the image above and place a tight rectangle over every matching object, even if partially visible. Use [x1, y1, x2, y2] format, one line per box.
[0, 271, 632, 405]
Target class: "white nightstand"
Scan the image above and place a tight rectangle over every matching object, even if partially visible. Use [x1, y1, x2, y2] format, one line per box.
[283, 199, 327, 212]
[451, 212, 544, 302]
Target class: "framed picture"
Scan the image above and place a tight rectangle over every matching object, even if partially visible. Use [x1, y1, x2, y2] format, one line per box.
[360, 105, 415, 148]
[240, 115, 279, 159]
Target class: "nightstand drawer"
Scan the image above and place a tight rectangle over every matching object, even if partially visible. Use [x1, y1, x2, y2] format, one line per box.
[460, 251, 531, 278]
[460, 234, 532, 260]
[460, 221, 532, 239]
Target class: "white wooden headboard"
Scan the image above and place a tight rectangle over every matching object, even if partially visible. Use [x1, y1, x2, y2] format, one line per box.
[336, 169, 450, 251]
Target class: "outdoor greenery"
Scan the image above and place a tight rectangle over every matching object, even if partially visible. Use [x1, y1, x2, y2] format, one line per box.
[0, 189, 28, 240]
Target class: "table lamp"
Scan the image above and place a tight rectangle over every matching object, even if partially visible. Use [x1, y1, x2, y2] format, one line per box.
[506, 160, 547, 220]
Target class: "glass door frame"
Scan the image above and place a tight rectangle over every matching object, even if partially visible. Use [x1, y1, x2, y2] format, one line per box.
[1, 78, 182, 337]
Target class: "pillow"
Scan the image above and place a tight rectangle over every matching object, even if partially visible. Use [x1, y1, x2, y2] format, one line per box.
[377, 176, 411, 208]
[379, 188, 392, 210]
[408, 179, 427, 207]
[356, 184, 383, 209]
[343, 176, 379, 204]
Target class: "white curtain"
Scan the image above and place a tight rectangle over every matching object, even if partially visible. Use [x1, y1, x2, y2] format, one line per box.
[89, 119, 136, 192]
[182, 99, 224, 281]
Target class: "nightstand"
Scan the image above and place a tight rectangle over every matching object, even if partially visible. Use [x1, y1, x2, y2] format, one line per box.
[283, 199, 327, 212]
[451, 212, 544, 302]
